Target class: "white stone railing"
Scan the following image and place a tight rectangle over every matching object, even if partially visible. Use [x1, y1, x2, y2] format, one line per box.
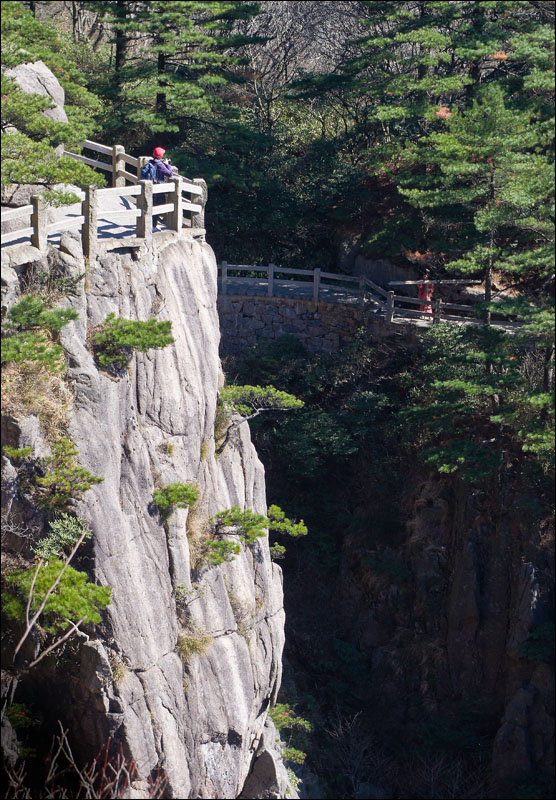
[1, 139, 207, 256]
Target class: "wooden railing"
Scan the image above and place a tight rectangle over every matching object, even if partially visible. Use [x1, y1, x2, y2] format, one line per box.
[217, 263, 515, 326]
[1, 139, 207, 255]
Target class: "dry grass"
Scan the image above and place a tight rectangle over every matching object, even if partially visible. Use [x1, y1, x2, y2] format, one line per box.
[108, 651, 128, 689]
[214, 402, 231, 452]
[185, 497, 212, 570]
[175, 625, 213, 664]
[1, 361, 72, 443]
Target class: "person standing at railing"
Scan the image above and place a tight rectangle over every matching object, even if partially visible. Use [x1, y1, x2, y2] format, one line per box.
[417, 274, 434, 313]
[143, 146, 173, 230]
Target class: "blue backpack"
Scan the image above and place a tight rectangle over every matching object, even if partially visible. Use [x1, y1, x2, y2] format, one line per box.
[140, 160, 158, 182]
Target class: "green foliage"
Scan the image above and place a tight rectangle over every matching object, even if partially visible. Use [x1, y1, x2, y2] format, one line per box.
[517, 622, 555, 665]
[33, 514, 92, 561]
[1, 295, 79, 372]
[1, 332, 65, 372]
[220, 384, 304, 418]
[153, 482, 198, 520]
[270, 702, 312, 770]
[3, 560, 111, 635]
[2, 446, 32, 461]
[402, 324, 555, 483]
[206, 538, 241, 565]
[208, 506, 267, 564]
[35, 438, 104, 510]
[270, 703, 313, 735]
[5, 295, 79, 335]
[92, 313, 174, 369]
[90, 0, 260, 143]
[5, 703, 34, 731]
[1, 2, 103, 195]
[212, 506, 268, 543]
[282, 747, 306, 766]
[207, 504, 306, 564]
[268, 505, 307, 538]
[269, 542, 287, 560]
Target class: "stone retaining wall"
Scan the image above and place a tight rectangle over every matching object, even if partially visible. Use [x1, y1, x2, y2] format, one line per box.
[218, 295, 417, 356]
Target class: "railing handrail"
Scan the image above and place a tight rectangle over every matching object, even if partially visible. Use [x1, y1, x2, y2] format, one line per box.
[217, 261, 518, 328]
[1, 138, 207, 254]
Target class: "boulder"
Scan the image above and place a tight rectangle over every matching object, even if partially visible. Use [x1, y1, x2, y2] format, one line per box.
[4, 60, 68, 123]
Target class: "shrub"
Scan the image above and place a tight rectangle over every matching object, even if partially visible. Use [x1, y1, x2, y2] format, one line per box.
[2, 445, 32, 461]
[269, 543, 287, 560]
[4, 295, 78, 336]
[33, 514, 92, 560]
[35, 438, 103, 510]
[92, 313, 174, 368]
[220, 384, 304, 419]
[1, 294, 78, 372]
[175, 626, 212, 664]
[283, 746, 306, 765]
[153, 482, 198, 520]
[207, 538, 241, 565]
[212, 506, 268, 543]
[268, 505, 308, 538]
[208, 505, 308, 563]
[270, 703, 313, 735]
[1, 331, 65, 372]
[270, 702, 312, 773]
[3, 560, 111, 635]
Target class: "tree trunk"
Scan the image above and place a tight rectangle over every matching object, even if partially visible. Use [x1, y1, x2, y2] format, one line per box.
[114, 1, 129, 88]
[543, 343, 555, 394]
[156, 48, 167, 115]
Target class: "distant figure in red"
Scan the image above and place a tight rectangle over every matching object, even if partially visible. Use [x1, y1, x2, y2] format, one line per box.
[417, 274, 434, 313]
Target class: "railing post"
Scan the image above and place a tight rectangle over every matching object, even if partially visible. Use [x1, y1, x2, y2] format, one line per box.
[136, 179, 153, 245]
[313, 268, 321, 302]
[221, 261, 228, 295]
[359, 275, 366, 307]
[169, 175, 182, 233]
[386, 290, 395, 323]
[30, 194, 47, 251]
[191, 178, 207, 230]
[112, 145, 125, 187]
[82, 186, 98, 261]
[433, 297, 442, 324]
[268, 263, 275, 297]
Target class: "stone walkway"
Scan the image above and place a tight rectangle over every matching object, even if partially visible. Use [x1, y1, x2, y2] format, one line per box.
[2, 193, 165, 249]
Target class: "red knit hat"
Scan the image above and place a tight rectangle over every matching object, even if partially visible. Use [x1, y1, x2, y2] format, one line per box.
[153, 146, 166, 158]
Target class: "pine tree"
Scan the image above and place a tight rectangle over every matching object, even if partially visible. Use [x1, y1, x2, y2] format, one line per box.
[1, 1, 104, 199]
[91, 0, 260, 144]
[399, 84, 553, 317]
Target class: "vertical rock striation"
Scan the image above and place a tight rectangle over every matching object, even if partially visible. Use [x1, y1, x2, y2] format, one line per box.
[58, 233, 287, 798]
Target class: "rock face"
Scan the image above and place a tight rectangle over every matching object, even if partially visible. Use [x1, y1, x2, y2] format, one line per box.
[328, 471, 554, 796]
[36, 234, 287, 798]
[4, 60, 68, 123]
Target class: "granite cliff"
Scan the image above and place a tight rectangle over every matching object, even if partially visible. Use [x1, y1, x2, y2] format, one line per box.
[2, 229, 293, 799]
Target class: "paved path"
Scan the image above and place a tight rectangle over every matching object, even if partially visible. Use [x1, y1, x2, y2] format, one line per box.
[219, 278, 521, 333]
[2, 193, 164, 249]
